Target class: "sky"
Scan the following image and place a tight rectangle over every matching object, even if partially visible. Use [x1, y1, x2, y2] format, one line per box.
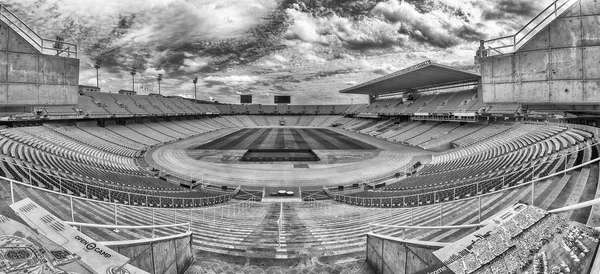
[6, 0, 552, 104]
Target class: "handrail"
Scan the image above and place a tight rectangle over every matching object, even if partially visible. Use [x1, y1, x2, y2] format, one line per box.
[64, 221, 190, 229]
[369, 223, 484, 230]
[277, 201, 283, 247]
[0, 167, 239, 209]
[368, 197, 600, 241]
[3, 172, 261, 212]
[366, 232, 449, 247]
[101, 231, 192, 246]
[0, 4, 77, 58]
[548, 196, 600, 213]
[0, 144, 235, 195]
[333, 139, 600, 207]
[481, 0, 576, 56]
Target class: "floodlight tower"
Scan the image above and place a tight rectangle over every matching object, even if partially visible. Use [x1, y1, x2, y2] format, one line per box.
[130, 67, 137, 91]
[193, 77, 198, 100]
[157, 73, 163, 95]
[93, 59, 101, 88]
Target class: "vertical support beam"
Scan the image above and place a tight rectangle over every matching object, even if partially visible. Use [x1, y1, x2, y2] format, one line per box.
[10, 181, 14, 205]
[531, 181, 535, 206]
[151, 208, 155, 238]
[114, 203, 119, 233]
[70, 196, 75, 222]
[439, 203, 443, 226]
[478, 196, 482, 223]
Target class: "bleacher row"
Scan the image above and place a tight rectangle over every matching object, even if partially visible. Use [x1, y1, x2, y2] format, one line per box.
[333, 118, 508, 150]
[48, 92, 221, 118]
[36, 92, 357, 119]
[343, 89, 483, 116]
[341, 89, 524, 117]
[5, 158, 600, 260]
[32, 89, 522, 121]
[217, 104, 350, 115]
[0, 115, 346, 208]
[333, 120, 598, 208]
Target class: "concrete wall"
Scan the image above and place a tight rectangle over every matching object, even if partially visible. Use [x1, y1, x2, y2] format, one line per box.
[107, 233, 193, 274]
[366, 233, 445, 274]
[0, 20, 79, 106]
[480, 0, 600, 105]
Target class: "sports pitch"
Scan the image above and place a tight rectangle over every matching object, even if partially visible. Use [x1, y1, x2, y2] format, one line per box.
[194, 128, 377, 150]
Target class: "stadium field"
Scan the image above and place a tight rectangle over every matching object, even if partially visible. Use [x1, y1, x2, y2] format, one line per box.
[194, 128, 377, 150]
[147, 127, 427, 187]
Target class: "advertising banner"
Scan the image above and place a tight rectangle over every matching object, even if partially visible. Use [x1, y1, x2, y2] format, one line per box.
[10, 198, 149, 274]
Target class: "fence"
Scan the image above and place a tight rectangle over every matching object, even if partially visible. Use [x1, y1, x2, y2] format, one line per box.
[3, 176, 266, 236]
[277, 201, 283, 247]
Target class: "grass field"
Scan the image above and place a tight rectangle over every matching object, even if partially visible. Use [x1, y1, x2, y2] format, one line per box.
[195, 128, 377, 150]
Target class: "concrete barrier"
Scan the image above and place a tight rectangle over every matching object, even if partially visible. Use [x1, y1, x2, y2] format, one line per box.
[366, 233, 446, 274]
[105, 232, 193, 274]
[0, 20, 79, 106]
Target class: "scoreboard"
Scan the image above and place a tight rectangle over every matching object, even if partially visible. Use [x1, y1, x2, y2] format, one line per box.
[240, 95, 252, 104]
[274, 95, 291, 104]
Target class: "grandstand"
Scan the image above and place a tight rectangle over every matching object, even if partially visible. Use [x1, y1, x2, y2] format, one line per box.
[2, 0, 600, 273]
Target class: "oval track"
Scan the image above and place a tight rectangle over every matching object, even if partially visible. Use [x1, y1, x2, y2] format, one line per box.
[147, 127, 429, 187]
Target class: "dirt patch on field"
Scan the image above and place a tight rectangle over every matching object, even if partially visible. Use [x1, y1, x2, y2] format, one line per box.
[315, 150, 381, 164]
[187, 150, 247, 163]
[186, 149, 380, 164]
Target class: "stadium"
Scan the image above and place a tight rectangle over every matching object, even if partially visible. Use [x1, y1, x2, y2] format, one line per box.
[1, 0, 600, 274]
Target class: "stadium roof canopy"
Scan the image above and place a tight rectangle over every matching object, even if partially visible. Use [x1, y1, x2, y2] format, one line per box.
[339, 60, 481, 95]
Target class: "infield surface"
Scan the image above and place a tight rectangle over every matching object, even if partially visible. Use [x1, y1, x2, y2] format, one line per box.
[195, 128, 377, 150]
[147, 127, 429, 187]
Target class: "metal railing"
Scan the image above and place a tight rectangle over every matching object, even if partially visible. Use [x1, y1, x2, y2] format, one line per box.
[0, 4, 78, 58]
[277, 201, 283, 247]
[4, 177, 266, 234]
[332, 139, 600, 209]
[368, 196, 600, 243]
[0, 157, 237, 208]
[481, 0, 577, 56]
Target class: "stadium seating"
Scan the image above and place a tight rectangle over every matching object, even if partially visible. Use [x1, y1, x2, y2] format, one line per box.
[5, 156, 599, 260]
[77, 96, 110, 117]
[41, 105, 78, 118]
[289, 105, 304, 114]
[231, 105, 247, 114]
[110, 93, 150, 115]
[436, 89, 476, 113]
[333, 123, 597, 209]
[83, 92, 131, 116]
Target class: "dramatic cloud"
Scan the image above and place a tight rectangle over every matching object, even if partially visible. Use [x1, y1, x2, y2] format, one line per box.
[178, 57, 209, 73]
[204, 75, 262, 87]
[2, 0, 554, 104]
